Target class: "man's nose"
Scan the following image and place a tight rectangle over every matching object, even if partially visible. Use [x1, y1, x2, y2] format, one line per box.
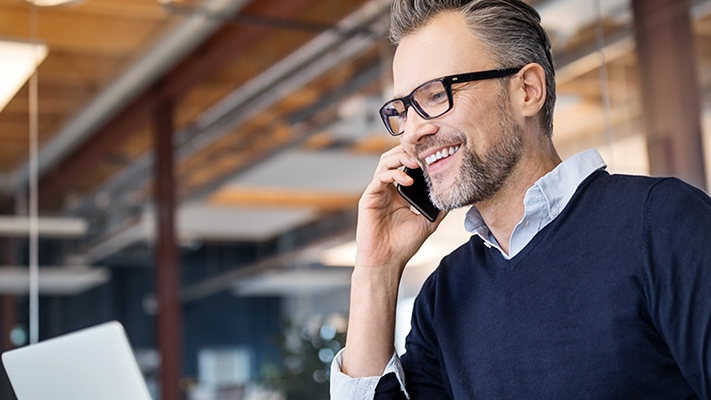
[400, 107, 437, 147]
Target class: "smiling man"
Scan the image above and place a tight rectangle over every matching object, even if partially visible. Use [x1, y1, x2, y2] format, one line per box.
[330, 1, 711, 399]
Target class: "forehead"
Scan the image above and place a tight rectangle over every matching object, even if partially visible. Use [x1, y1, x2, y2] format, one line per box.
[392, 11, 493, 97]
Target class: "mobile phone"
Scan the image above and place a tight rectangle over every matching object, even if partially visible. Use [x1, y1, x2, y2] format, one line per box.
[397, 167, 440, 222]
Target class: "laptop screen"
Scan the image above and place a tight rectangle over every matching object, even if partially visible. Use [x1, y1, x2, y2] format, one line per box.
[2, 321, 152, 400]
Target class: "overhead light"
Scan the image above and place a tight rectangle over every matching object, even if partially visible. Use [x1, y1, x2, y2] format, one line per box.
[24, 0, 84, 7]
[231, 269, 352, 296]
[0, 266, 110, 295]
[0, 215, 87, 237]
[0, 39, 47, 114]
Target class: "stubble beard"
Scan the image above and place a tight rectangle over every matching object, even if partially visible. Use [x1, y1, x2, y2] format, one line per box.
[425, 102, 524, 212]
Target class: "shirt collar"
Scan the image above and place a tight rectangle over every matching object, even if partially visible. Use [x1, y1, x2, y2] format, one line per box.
[464, 149, 607, 255]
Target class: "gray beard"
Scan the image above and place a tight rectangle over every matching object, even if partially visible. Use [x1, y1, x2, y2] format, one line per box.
[425, 108, 524, 211]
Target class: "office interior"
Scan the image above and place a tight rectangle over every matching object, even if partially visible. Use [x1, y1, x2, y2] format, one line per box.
[0, 0, 710, 399]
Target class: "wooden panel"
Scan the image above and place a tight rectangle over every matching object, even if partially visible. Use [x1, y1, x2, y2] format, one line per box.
[0, 0, 169, 20]
[35, 51, 128, 87]
[209, 187, 360, 211]
[0, 0, 180, 191]
[0, 2, 178, 56]
[58, 0, 174, 20]
[1, 0, 378, 212]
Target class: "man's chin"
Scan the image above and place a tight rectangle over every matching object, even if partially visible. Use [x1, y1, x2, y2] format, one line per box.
[430, 188, 468, 212]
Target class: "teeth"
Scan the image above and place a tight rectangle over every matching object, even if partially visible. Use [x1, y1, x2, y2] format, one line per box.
[425, 145, 460, 165]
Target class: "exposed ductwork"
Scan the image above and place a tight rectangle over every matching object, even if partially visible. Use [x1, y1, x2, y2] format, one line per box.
[10, 0, 252, 195]
[68, 0, 391, 252]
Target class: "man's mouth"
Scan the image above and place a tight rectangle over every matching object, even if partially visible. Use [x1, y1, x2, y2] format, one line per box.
[424, 145, 460, 166]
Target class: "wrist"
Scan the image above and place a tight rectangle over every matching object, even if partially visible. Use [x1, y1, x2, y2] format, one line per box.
[343, 265, 402, 378]
[351, 262, 405, 293]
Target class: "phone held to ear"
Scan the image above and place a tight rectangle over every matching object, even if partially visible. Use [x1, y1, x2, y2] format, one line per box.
[397, 167, 441, 222]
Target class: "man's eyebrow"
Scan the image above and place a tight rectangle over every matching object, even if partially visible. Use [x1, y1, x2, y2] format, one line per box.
[392, 78, 427, 99]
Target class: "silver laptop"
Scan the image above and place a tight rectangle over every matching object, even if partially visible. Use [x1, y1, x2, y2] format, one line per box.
[2, 320, 152, 400]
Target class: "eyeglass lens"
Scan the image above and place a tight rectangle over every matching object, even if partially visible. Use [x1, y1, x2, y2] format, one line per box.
[381, 79, 451, 135]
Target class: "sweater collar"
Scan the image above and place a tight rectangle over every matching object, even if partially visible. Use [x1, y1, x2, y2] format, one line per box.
[464, 148, 607, 259]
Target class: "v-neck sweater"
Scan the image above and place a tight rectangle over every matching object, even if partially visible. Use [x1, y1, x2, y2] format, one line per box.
[394, 170, 711, 399]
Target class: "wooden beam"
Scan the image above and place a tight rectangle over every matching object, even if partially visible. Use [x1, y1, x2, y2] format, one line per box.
[153, 97, 183, 400]
[208, 187, 360, 211]
[37, 92, 155, 209]
[157, 0, 322, 100]
[0, 7, 170, 56]
[36, 0, 323, 210]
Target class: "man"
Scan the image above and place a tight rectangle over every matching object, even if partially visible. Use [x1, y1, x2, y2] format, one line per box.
[330, 0, 711, 399]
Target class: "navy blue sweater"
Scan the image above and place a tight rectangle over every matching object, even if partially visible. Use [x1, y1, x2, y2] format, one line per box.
[377, 171, 711, 399]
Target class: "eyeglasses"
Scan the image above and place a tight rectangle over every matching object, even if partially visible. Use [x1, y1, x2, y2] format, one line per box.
[378, 67, 523, 136]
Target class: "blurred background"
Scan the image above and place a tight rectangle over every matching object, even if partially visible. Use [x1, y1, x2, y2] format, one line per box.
[0, 0, 709, 398]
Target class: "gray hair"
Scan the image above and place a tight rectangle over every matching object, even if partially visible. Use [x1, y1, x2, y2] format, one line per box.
[390, 0, 556, 137]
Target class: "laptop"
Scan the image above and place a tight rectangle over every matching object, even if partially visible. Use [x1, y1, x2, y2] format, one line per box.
[2, 320, 152, 400]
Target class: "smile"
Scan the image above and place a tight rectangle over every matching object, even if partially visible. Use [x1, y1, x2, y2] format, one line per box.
[425, 145, 460, 165]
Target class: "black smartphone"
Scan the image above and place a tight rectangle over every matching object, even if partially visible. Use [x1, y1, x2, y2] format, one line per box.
[397, 167, 440, 222]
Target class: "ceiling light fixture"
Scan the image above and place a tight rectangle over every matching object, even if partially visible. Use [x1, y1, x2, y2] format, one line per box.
[0, 266, 110, 295]
[0, 39, 47, 114]
[0, 215, 88, 237]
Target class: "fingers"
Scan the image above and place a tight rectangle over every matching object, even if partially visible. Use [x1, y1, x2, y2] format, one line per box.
[359, 147, 411, 212]
[377, 145, 420, 173]
[371, 146, 421, 188]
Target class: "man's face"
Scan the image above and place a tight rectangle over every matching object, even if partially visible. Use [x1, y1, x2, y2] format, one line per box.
[392, 11, 523, 210]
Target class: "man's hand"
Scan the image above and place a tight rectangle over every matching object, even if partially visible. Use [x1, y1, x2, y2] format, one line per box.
[356, 145, 444, 272]
[342, 145, 445, 378]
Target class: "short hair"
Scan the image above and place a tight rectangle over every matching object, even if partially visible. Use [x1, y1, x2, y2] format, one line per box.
[390, 0, 556, 137]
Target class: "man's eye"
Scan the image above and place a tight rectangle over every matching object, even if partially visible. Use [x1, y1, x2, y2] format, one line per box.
[430, 91, 447, 102]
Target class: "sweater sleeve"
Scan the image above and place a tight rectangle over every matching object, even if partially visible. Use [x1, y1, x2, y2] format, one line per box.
[642, 178, 711, 399]
[399, 273, 452, 398]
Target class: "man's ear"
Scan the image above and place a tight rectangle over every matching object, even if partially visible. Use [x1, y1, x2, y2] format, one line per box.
[513, 63, 546, 118]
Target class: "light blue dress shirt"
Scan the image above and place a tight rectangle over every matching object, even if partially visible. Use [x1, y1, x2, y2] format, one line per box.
[465, 148, 607, 259]
[330, 149, 608, 399]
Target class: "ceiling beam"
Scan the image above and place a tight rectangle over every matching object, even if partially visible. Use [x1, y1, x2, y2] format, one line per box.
[61, 1, 387, 249]
[33, 0, 323, 210]
[208, 187, 360, 210]
[37, 93, 155, 209]
[11, 0, 253, 200]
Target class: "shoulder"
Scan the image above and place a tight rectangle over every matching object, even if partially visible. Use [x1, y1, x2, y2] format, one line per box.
[585, 171, 668, 195]
[642, 177, 711, 242]
[561, 172, 663, 220]
[644, 176, 710, 209]
[591, 172, 706, 198]
[574, 172, 707, 212]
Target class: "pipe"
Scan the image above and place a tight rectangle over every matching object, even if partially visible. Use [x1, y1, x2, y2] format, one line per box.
[10, 0, 251, 194]
[67, 0, 390, 218]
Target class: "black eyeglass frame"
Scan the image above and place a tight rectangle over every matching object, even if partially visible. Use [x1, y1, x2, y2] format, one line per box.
[379, 66, 524, 136]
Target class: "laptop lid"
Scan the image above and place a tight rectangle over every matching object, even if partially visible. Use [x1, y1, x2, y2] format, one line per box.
[1, 320, 152, 400]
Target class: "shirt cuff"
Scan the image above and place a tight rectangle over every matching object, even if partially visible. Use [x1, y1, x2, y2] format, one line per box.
[330, 348, 408, 399]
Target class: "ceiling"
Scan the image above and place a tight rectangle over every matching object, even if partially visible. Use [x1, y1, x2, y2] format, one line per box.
[1, 0, 710, 297]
